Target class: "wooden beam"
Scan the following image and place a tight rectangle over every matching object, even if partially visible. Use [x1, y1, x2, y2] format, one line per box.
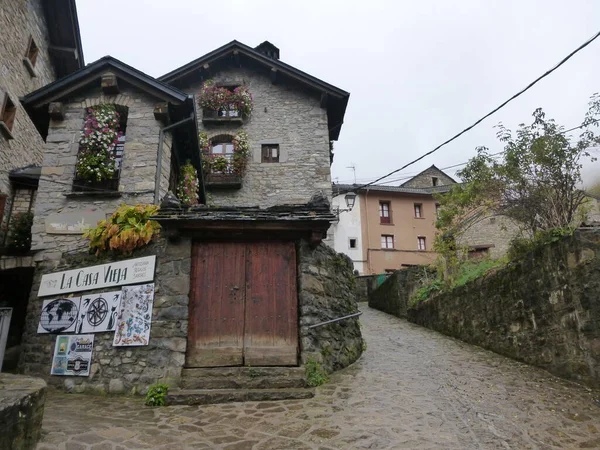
[320, 93, 328, 109]
[153, 102, 169, 122]
[101, 72, 119, 94]
[48, 45, 78, 59]
[48, 102, 65, 121]
[270, 68, 278, 84]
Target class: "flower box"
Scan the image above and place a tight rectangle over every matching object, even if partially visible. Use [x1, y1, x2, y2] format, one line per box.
[72, 177, 119, 193]
[202, 109, 244, 125]
[204, 173, 242, 189]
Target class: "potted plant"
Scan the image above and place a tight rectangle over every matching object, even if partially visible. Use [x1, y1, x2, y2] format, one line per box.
[176, 160, 200, 206]
[200, 131, 250, 188]
[198, 80, 253, 121]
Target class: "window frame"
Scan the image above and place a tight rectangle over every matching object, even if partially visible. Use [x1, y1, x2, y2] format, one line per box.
[25, 36, 39, 67]
[209, 137, 236, 174]
[261, 144, 280, 163]
[414, 203, 423, 218]
[432, 176, 439, 187]
[435, 203, 441, 217]
[417, 236, 426, 251]
[348, 237, 357, 249]
[0, 92, 17, 139]
[381, 234, 394, 249]
[379, 201, 391, 224]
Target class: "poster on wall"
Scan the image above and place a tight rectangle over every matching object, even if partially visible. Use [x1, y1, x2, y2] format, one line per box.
[50, 334, 94, 376]
[37, 297, 81, 334]
[113, 283, 155, 347]
[77, 290, 122, 333]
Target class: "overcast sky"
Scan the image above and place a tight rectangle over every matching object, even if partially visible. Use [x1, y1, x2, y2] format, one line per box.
[76, 0, 600, 187]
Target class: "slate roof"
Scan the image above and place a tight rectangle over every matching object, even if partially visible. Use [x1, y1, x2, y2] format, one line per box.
[333, 183, 456, 196]
[153, 205, 335, 223]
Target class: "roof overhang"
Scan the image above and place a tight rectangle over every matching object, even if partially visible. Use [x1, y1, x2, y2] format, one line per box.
[42, 0, 85, 78]
[159, 41, 350, 141]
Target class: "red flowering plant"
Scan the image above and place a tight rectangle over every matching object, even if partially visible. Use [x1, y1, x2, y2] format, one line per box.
[176, 160, 200, 206]
[76, 104, 122, 182]
[197, 80, 253, 118]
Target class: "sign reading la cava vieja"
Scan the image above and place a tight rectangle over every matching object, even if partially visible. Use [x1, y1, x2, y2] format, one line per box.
[38, 256, 156, 297]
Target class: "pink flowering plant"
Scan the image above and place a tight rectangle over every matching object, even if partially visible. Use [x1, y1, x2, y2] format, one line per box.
[197, 80, 253, 117]
[200, 131, 250, 176]
[176, 160, 200, 206]
[76, 104, 122, 182]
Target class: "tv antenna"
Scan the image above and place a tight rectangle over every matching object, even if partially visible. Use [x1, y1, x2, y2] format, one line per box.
[347, 164, 356, 184]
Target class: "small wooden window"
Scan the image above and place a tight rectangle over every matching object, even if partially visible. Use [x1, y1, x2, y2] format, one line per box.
[25, 37, 39, 67]
[432, 176, 439, 186]
[381, 234, 394, 249]
[349, 238, 357, 249]
[262, 144, 280, 163]
[0, 93, 17, 134]
[417, 236, 426, 251]
[435, 203, 441, 217]
[379, 201, 391, 223]
[414, 203, 422, 218]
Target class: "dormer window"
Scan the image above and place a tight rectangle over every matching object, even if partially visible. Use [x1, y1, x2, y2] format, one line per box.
[23, 36, 39, 77]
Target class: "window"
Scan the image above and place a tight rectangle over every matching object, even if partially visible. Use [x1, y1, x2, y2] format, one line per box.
[414, 203, 422, 218]
[432, 176, 439, 186]
[379, 201, 391, 223]
[262, 144, 280, 163]
[381, 234, 394, 249]
[0, 93, 16, 138]
[25, 36, 39, 67]
[348, 238, 357, 249]
[417, 236, 426, 251]
[435, 203, 441, 217]
[384, 269, 396, 273]
[210, 137, 235, 173]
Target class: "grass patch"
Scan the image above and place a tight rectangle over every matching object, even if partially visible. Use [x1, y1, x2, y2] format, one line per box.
[305, 358, 328, 387]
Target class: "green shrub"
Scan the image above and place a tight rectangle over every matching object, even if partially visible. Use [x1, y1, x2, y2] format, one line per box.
[305, 359, 328, 387]
[452, 258, 504, 288]
[145, 383, 169, 407]
[6, 212, 33, 250]
[507, 227, 574, 261]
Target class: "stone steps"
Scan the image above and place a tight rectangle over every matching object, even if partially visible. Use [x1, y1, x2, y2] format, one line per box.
[180, 367, 307, 390]
[167, 387, 315, 405]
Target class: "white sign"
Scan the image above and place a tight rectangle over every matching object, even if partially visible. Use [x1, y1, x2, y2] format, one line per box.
[45, 210, 107, 235]
[38, 255, 156, 297]
[113, 283, 155, 346]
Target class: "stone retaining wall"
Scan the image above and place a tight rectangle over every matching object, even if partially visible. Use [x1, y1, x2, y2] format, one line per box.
[368, 267, 432, 318]
[298, 242, 364, 373]
[0, 373, 46, 450]
[408, 229, 600, 389]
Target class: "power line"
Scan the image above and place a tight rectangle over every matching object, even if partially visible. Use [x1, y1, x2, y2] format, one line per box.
[336, 29, 600, 194]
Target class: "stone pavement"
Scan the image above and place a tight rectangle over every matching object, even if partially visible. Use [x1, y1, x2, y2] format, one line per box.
[38, 307, 600, 449]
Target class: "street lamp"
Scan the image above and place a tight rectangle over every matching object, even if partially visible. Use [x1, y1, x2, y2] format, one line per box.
[344, 192, 356, 210]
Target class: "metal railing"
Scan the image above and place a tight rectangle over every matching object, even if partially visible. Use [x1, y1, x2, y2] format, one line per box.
[307, 312, 362, 329]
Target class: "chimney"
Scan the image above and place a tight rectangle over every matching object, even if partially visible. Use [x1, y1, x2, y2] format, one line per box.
[255, 41, 280, 60]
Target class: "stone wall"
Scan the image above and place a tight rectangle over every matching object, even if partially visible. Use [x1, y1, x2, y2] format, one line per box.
[369, 267, 432, 318]
[401, 166, 455, 188]
[19, 237, 192, 394]
[0, 0, 56, 221]
[408, 229, 600, 389]
[190, 67, 332, 208]
[458, 213, 524, 259]
[0, 373, 46, 450]
[355, 274, 385, 303]
[31, 86, 166, 258]
[297, 241, 364, 373]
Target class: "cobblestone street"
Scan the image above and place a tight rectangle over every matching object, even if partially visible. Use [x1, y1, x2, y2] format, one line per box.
[38, 307, 600, 449]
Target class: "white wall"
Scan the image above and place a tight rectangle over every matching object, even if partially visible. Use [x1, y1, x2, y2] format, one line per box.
[331, 194, 365, 274]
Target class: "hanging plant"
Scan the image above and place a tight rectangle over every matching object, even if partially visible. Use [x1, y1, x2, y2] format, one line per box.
[176, 160, 200, 206]
[197, 80, 253, 117]
[200, 131, 250, 176]
[76, 104, 122, 182]
[83, 204, 160, 256]
[6, 212, 34, 251]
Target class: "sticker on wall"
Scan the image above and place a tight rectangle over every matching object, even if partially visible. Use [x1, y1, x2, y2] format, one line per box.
[77, 290, 122, 333]
[50, 334, 94, 376]
[37, 297, 81, 334]
[112, 283, 154, 347]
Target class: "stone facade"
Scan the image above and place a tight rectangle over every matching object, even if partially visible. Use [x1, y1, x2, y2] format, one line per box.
[408, 229, 600, 389]
[458, 213, 524, 259]
[401, 165, 456, 189]
[297, 242, 364, 373]
[19, 238, 191, 394]
[30, 87, 169, 258]
[0, 373, 46, 450]
[193, 68, 332, 208]
[0, 0, 56, 219]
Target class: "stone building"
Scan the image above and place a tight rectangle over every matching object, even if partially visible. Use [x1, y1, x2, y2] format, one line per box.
[0, 0, 83, 370]
[16, 41, 363, 400]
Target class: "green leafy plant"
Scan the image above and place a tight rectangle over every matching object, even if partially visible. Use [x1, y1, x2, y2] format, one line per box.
[507, 226, 575, 260]
[305, 358, 328, 387]
[83, 204, 161, 256]
[5, 212, 33, 250]
[176, 160, 200, 206]
[145, 383, 169, 407]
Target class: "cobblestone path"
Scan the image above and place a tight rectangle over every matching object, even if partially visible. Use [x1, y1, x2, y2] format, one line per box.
[38, 307, 600, 449]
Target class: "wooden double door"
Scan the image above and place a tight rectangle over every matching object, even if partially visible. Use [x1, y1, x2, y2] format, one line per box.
[186, 241, 298, 367]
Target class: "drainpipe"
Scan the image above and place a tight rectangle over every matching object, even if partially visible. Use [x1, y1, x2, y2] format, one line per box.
[364, 188, 372, 274]
[154, 115, 194, 205]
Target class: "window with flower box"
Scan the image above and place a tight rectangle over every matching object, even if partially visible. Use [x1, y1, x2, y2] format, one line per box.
[200, 131, 250, 189]
[198, 80, 253, 123]
[72, 104, 128, 193]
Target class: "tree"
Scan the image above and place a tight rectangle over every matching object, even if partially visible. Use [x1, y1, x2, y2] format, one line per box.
[436, 94, 600, 269]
